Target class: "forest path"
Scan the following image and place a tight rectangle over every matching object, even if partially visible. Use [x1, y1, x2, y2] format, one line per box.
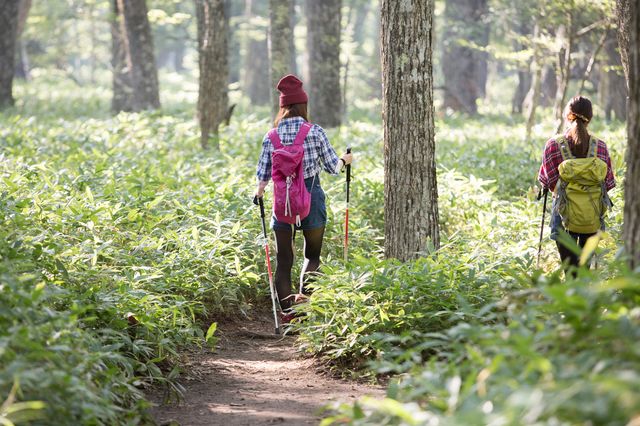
[149, 315, 384, 426]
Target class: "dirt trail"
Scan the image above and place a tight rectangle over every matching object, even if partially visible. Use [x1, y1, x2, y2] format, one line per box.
[149, 316, 384, 426]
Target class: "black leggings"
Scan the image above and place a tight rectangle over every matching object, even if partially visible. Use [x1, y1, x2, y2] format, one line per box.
[556, 231, 596, 277]
[274, 226, 324, 309]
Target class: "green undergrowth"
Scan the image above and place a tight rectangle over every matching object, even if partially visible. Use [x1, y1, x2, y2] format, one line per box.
[0, 75, 630, 424]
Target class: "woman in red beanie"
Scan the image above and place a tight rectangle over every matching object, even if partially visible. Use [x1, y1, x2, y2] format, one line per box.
[254, 74, 353, 322]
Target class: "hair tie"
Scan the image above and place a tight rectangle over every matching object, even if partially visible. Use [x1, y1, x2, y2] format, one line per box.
[570, 112, 590, 123]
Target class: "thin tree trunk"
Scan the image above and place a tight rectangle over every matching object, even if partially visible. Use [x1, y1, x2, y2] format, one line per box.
[381, 0, 439, 261]
[623, 0, 640, 268]
[307, 0, 341, 128]
[578, 28, 608, 93]
[117, 0, 161, 111]
[196, 0, 228, 150]
[553, 15, 574, 133]
[602, 30, 627, 120]
[0, 0, 20, 109]
[616, 0, 631, 85]
[269, 0, 295, 117]
[525, 23, 542, 142]
[243, 0, 270, 105]
[111, 0, 134, 112]
[512, 19, 531, 114]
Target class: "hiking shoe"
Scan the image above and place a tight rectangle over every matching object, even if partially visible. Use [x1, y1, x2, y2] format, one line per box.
[280, 310, 299, 324]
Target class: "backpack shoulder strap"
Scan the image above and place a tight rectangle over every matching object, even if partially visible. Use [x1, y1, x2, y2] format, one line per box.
[267, 128, 283, 149]
[293, 122, 313, 146]
[556, 136, 573, 161]
[587, 136, 598, 158]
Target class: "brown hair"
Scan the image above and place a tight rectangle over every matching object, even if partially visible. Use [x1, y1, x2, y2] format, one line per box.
[564, 95, 593, 158]
[274, 103, 308, 127]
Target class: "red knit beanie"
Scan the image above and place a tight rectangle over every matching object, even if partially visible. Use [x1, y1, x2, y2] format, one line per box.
[277, 74, 308, 107]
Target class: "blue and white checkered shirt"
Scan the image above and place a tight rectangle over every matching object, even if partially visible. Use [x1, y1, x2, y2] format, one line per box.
[256, 117, 340, 182]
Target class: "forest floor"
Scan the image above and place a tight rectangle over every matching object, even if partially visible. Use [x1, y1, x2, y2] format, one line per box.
[149, 314, 384, 426]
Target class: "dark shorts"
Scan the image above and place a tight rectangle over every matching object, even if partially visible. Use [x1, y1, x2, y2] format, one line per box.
[272, 176, 326, 231]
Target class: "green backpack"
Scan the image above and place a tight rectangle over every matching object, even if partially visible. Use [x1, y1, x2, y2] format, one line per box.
[554, 136, 608, 234]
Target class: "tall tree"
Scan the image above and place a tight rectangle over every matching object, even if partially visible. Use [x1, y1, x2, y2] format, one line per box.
[623, 0, 640, 268]
[381, 0, 439, 261]
[14, 0, 32, 79]
[111, 0, 133, 112]
[616, 0, 631, 84]
[0, 0, 20, 109]
[112, 0, 160, 112]
[269, 0, 295, 117]
[196, 0, 228, 150]
[600, 30, 627, 121]
[441, 0, 489, 115]
[307, 0, 341, 128]
[243, 0, 270, 106]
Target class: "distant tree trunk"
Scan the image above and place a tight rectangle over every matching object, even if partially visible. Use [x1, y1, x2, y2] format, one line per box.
[117, 0, 161, 111]
[0, 0, 19, 109]
[601, 30, 627, 120]
[616, 0, 631, 85]
[307, 0, 341, 128]
[553, 15, 574, 133]
[578, 28, 608, 94]
[381, 0, 439, 261]
[196, 0, 228, 150]
[14, 0, 31, 80]
[111, 0, 134, 112]
[512, 20, 531, 114]
[243, 0, 270, 105]
[540, 65, 557, 107]
[525, 23, 542, 141]
[442, 0, 489, 115]
[225, 0, 243, 84]
[623, 0, 640, 268]
[269, 0, 295, 117]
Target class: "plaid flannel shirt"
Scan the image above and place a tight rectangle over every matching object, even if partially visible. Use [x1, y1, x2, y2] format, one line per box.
[538, 136, 616, 192]
[256, 117, 340, 182]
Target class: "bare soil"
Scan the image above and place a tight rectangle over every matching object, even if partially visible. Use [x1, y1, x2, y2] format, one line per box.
[149, 315, 383, 426]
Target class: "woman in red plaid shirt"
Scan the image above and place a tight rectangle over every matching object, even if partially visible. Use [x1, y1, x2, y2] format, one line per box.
[538, 96, 616, 271]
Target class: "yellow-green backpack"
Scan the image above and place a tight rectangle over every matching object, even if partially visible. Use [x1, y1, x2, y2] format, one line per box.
[554, 136, 608, 234]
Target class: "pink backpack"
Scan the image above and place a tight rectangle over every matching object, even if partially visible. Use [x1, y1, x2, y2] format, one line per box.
[268, 122, 312, 226]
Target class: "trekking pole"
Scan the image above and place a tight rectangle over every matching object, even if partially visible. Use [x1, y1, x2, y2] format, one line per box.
[344, 147, 352, 262]
[253, 196, 280, 335]
[537, 187, 549, 268]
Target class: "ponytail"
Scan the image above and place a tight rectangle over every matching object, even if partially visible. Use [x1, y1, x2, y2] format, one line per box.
[564, 96, 593, 158]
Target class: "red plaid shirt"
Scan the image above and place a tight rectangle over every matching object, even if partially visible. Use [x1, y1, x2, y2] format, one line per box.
[538, 136, 616, 192]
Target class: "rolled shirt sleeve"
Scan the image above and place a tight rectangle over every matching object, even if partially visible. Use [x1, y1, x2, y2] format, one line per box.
[256, 134, 273, 182]
[314, 125, 340, 175]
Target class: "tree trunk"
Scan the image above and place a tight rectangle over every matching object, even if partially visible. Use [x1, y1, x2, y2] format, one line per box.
[225, 0, 243, 84]
[525, 23, 542, 142]
[111, 0, 134, 112]
[0, 0, 19, 109]
[196, 0, 228, 150]
[243, 0, 270, 106]
[553, 15, 574, 133]
[623, 0, 640, 268]
[616, 0, 631, 85]
[307, 0, 341, 128]
[602, 30, 627, 121]
[441, 0, 489, 115]
[13, 0, 31, 80]
[511, 19, 531, 114]
[117, 0, 161, 111]
[540, 65, 557, 107]
[381, 0, 439, 261]
[269, 0, 295, 117]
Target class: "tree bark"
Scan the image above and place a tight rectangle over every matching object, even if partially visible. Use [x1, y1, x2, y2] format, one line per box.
[0, 0, 19, 109]
[441, 0, 489, 115]
[116, 0, 161, 111]
[307, 0, 341, 128]
[381, 0, 439, 261]
[111, 0, 134, 112]
[624, 0, 640, 268]
[243, 0, 270, 106]
[616, 0, 631, 85]
[196, 0, 228, 150]
[269, 0, 295, 117]
[553, 16, 574, 133]
[525, 23, 542, 142]
[601, 30, 627, 121]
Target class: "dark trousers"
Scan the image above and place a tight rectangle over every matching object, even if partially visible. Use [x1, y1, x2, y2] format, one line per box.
[556, 231, 596, 277]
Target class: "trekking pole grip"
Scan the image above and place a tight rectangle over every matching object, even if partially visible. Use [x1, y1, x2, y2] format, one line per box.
[253, 195, 266, 218]
[346, 147, 351, 183]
